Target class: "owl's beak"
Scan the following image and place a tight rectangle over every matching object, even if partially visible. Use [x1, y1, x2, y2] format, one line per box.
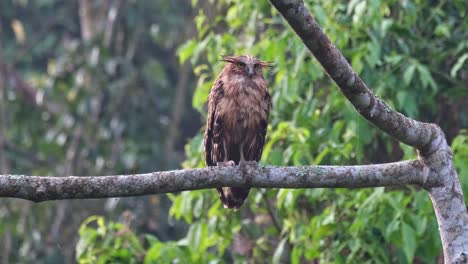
[247, 66, 254, 77]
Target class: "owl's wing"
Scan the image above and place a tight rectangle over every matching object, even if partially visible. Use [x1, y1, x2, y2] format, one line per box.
[204, 78, 224, 166]
[251, 91, 272, 162]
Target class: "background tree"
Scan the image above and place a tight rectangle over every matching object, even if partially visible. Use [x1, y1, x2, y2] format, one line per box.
[0, 0, 199, 262]
[0, 0, 467, 263]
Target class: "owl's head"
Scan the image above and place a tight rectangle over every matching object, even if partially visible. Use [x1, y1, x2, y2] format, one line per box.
[221, 55, 271, 78]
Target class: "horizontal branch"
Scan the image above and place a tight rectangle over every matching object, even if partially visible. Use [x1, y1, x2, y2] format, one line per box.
[0, 160, 428, 202]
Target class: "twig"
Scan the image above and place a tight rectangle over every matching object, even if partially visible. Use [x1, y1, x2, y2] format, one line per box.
[261, 190, 282, 233]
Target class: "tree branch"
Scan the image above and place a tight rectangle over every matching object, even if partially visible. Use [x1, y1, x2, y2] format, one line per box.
[268, 0, 441, 155]
[0, 160, 426, 202]
[268, 1, 468, 262]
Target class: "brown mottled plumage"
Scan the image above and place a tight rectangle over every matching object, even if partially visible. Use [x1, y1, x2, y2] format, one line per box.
[204, 55, 271, 209]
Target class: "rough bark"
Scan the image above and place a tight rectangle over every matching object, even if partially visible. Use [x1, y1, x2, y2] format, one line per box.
[268, 0, 467, 262]
[0, 160, 427, 202]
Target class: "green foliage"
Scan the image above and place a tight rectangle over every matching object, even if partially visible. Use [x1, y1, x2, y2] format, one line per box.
[168, 0, 467, 263]
[452, 131, 468, 198]
[0, 1, 197, 262]
[76, 216, 144, 264]
[77, 215, 227, 264]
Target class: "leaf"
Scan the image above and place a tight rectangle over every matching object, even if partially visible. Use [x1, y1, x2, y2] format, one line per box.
[434, 23, 451, 37]
[192, 74, 212, 111]
[384, 218, 400, 242]
[144, 242, 163, 263]
[450, 53, 468, 77]
[314, 148, 329, 165]
[177, 40, 197, 64]
[97, 216, 106, 236]
[193, 195, 204, 218]
[75, 230, 95, 259]
[276, 189, 290, 208]
[352, 52, 364, 74]
[292, 47, 307, 76]
[145, 235, 159, 245]
[366, 40, 381, 67]
[272, 238, 287, 264]
[417, 64, 437, 91]
[186, 222, 203, 252]
[403, 64, 416, 85]
[291, 245, 303, 264]
[384, 54, 403, 65]
[195, 10, 208, 38]
[352, 1, 367, 25]
[402, 223, 417, 263]
[396, 91, 418, 117]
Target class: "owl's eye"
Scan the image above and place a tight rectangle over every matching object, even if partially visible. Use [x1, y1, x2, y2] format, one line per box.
[237, 62, 246, 67]
[253, 64, 259, 69]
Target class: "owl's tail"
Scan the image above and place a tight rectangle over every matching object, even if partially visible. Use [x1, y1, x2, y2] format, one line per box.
[217, 187, 250, 209]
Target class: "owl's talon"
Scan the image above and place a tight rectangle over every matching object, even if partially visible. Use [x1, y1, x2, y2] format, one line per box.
[217, 161, 235, 167]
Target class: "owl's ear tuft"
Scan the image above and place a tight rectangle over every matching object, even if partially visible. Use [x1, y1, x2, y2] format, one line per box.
[259, 60, 275, 69]
[221, 55, 238, 64]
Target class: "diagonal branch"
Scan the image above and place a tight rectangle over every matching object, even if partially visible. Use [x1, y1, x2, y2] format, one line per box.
[268, 1, 468, 262]
[268, 0, 441, 155]
[0, 160, 427, 202]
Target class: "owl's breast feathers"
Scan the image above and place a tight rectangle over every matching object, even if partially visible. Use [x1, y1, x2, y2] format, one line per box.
[218, 75, 270, 145]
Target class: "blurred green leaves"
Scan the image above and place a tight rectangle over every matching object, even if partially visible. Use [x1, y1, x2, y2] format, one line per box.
[76, 216, 144, 264]
[161, 0, 467, 263]
[1, 1, 199, 263]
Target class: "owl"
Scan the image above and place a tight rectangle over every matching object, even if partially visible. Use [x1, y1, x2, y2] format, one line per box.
[204, 55, 272, 209]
